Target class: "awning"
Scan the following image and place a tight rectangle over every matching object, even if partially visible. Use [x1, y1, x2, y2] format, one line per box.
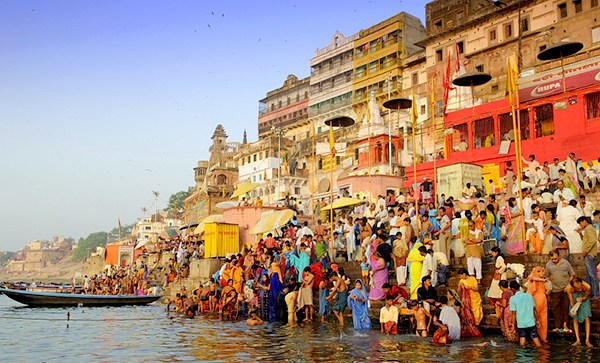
[321, 197, 364, 211]
[230, 182, 259, 199]
[251, 209, 295, 235]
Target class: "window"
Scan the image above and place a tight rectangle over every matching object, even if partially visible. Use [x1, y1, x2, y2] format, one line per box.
[585, 92, 600, 120]
[593, 0, 599, 8]
[420, 105, 426, 115]
[253, 154, 257, 162]
[489, 29, 497, 41]
[504, 23, 513, 38]
[412, 72, 418, 86]
[436, 49, 443, 62]
[318, 158, 322, 170]
[573, 0, 582, 13]
[593, 27, 600, 43]
[451, 123, 469, 152]
[558, 3, 567, 18]
[491, 84, 499, 92]
[457, 41, 464, 54]
[521, 17, 529, 32]
[476, 65, 484, 72]
[473, 117, 495, 149]
[434, 19, 442, 30]
[287, 97, 291, 105]
[534, 104, 554, 137]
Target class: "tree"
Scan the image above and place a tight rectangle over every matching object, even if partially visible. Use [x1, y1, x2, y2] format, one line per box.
[165, 186, 194, 218]
[72, 232, 108, 261]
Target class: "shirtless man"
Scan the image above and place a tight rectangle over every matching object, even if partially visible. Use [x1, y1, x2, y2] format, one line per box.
[411, 300, 432, 337]
[300, 267, 315, 321]
[197, 283, 211, 313]
[328, 272, 348, 328]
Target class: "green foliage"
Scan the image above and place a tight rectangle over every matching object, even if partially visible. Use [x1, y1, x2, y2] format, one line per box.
[72, 232, 108, 261]
[0, 251, 16, 266]
[109, 224, 133, 241]
[165, 186, 194, 217]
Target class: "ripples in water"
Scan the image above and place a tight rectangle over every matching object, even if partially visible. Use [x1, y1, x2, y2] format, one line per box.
[0, 296, 596, 362]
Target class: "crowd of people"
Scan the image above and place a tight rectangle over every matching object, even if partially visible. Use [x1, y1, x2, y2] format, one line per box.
[160, 152, 598, 348]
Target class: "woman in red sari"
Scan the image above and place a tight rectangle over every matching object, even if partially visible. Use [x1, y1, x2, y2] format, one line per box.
[494, 279, 518, 342]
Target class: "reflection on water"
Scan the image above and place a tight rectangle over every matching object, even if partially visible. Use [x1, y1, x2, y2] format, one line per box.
[0, 295, 596, 362]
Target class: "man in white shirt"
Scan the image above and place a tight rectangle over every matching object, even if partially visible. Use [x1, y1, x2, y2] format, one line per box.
[553, 180, 576, 214]
[557, 199, 583, 253]
[535, 167, 549, 192]
[565, 152, 579, 187]
[522, 189, 533, 220]
[437, 207, 452, 260]
[397, 192, 406, 204]
[579, 195, 595, 217]
[583, 161, 597, 191]
[548, 158, 563, 193]
[522, 154, 540, 179]
[462, 183, 477, 199]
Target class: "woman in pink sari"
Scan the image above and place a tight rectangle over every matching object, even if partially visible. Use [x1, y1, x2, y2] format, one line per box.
[503, 197, 524, 255]
[368, 252, 388, 301]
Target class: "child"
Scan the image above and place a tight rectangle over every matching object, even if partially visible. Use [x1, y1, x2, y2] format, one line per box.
[360, 256, 370, 287]
[525, 211, 544, 254]
[380, 297, 399, 335]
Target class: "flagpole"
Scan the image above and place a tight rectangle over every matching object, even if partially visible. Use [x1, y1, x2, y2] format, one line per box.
[311, 121, 316, 226]
[329, 124, 335, 260]
[430, 79, 437, 208]
[507, 57, 527, 252]
[411, 90, 420, 236]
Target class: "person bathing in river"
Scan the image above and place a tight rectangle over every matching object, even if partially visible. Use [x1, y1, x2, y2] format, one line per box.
[410, 300, 432, 337]
[328, 272, 348, 329]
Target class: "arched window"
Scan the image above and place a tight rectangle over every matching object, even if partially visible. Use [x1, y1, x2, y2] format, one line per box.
[375, 142, 383, 163]
[217, 174, 227, 185]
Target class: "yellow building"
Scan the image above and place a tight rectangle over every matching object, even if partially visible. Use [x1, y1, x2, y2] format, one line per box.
[352, 12, 426, 121]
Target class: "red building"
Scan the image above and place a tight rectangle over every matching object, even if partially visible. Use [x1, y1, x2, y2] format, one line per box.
[402, 53, 600, 191]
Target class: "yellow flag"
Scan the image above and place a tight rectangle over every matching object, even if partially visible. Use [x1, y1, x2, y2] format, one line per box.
[329, 125, 336, 156]
[411, 89, 418, 128]
[505, 55, 518, 104]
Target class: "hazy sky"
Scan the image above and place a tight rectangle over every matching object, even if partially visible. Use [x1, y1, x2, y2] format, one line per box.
[0, 0, 427, 251]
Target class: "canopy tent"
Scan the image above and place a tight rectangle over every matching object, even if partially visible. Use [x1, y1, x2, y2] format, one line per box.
[250, 209, 295, 235]
[230, 182, 259, 199]
[321, 197, 364, 211]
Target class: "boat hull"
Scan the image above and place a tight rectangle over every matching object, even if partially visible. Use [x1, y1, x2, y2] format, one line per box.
[0, 288, 161, 307]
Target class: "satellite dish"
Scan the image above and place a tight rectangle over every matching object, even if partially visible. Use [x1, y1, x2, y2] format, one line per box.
[317, 178, 331, 193]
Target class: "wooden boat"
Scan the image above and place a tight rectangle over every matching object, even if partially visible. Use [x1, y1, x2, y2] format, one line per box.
[0, 287, 161, 307]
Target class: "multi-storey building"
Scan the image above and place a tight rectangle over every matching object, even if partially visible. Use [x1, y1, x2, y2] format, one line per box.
[352, 12, 426, 122]
[257, 74, 310, 140]
[399, 0, 600, 192]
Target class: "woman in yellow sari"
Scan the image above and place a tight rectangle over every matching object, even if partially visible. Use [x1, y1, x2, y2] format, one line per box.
[407, 242, 424, 299]
[231, 259, 243, 294]
[457, 268, 483, 328]
[269, 257, 283, 284]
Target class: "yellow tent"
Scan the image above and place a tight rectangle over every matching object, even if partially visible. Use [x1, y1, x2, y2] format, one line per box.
[251, 209, 295, 235]
[321, 197, 364, 211]
[230, 182, 259, 199]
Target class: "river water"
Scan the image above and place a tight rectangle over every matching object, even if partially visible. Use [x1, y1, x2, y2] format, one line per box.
[0, 295, 596, 362]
